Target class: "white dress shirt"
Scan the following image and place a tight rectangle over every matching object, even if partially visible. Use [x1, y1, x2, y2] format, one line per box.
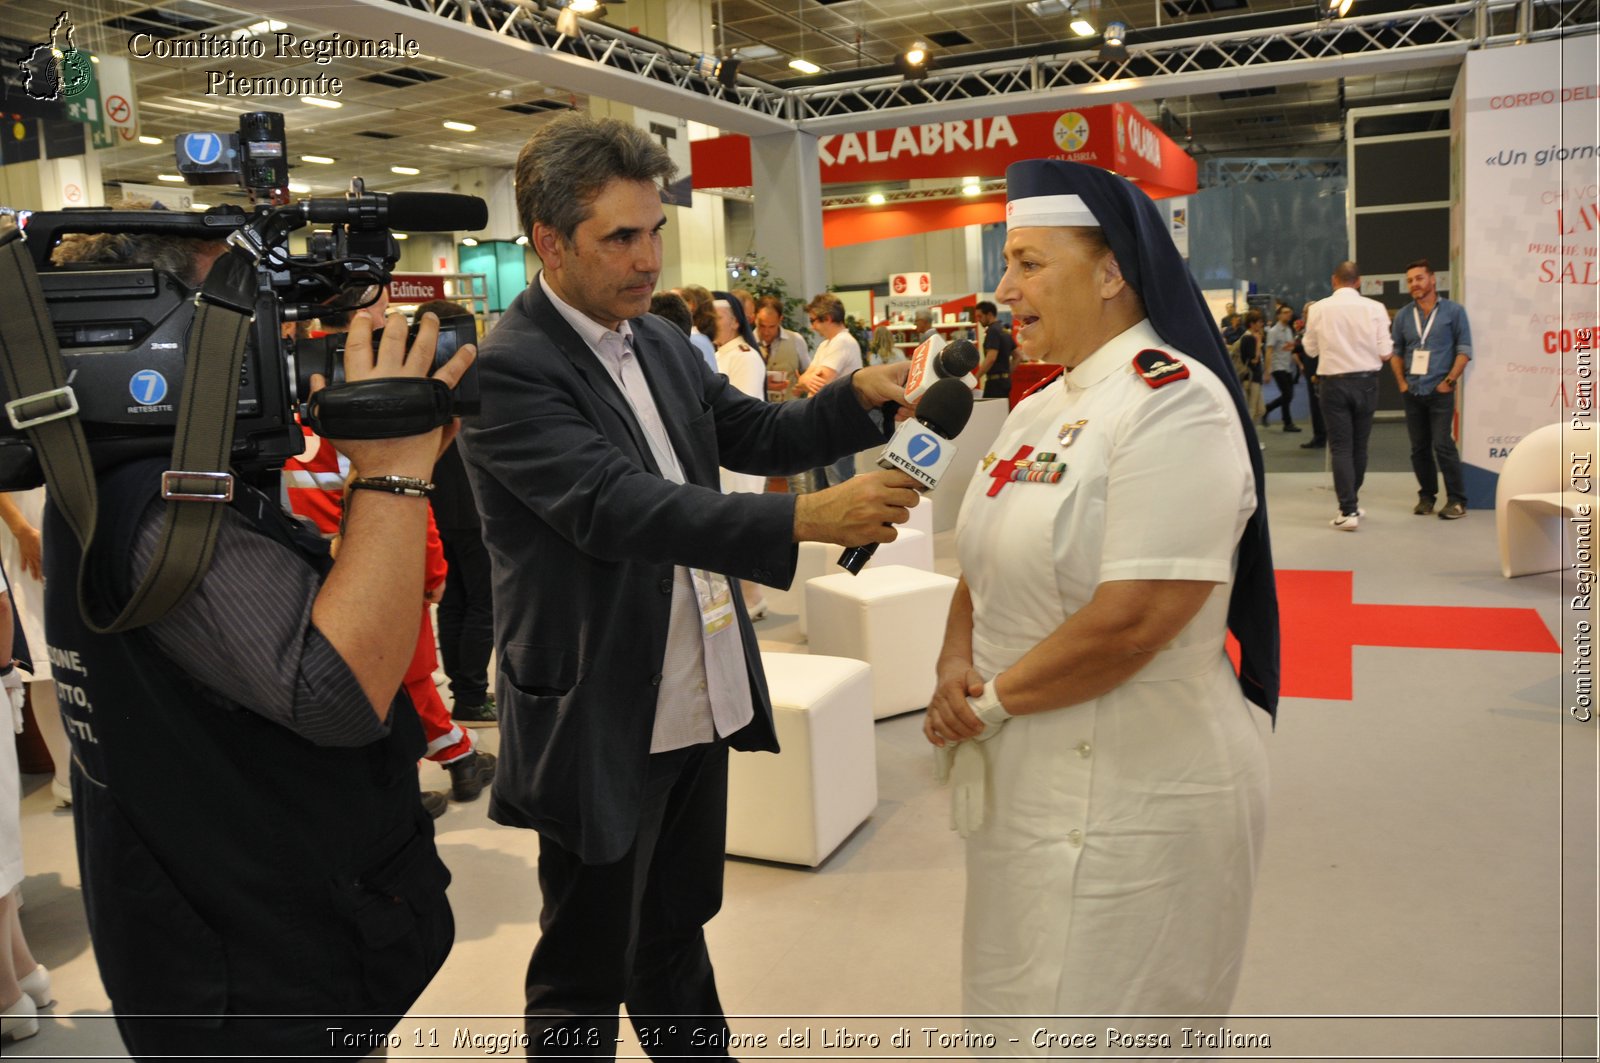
[1302, 286, 1393, 375]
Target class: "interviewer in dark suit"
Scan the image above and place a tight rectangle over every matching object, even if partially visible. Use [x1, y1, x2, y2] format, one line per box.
[458, 112, 920, 1058]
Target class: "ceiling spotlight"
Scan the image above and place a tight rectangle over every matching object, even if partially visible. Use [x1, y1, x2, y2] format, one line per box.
[442, 120, 476, 132]
[867, 192, 887, 205]
[555, 7, 580, 34]
[461, 237, 479, 247]
[569, 0, 600, 11]
[962, 180, 982, 197]
[138, 134, 162, 145]
[1320, 0, 1354, 15]
[1099, 21, 1129, 61]
[789, 57, 821, 74]
[1070, 16, 1096, 36]
[895, 42, 930, 79]
[391, 165, 421, 175]
[715, 56, 741, 89]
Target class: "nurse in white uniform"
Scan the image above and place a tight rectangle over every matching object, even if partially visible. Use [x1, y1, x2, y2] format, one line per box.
[926, 160, 1280, 1054]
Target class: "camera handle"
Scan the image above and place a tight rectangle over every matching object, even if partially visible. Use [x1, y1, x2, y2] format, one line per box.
[0, 226, 255, 633]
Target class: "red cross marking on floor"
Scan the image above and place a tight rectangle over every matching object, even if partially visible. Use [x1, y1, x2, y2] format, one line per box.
[1226, 569, 1560, 701]
[985, 445, 1035, 497]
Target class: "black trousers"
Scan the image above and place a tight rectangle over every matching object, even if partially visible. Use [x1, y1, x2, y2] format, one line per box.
[1404, 389, 1468, 505]
[525, 743, 733, 1061]
[437, 527, 495, 708]
[1320, 373, 1379, 516]
[1263, 369, 1297, 426]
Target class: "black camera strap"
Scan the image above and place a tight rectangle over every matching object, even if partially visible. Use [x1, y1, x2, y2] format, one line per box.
[0, 227, 254, 633]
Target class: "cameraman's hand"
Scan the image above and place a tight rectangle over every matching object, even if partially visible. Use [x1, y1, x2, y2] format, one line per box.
[310, 310, 477, 477]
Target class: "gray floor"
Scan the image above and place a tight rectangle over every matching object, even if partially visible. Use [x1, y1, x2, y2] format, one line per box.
[8, 428, 1597, 1060]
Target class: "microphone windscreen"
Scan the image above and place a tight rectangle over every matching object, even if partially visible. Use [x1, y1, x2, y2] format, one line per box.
[384, 193, 489, 232]
[939, 338, 980, 376]
[917, 377, 976, 439]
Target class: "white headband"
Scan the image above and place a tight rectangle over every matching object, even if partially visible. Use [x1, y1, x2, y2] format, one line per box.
[1005, 193, 1100, 229]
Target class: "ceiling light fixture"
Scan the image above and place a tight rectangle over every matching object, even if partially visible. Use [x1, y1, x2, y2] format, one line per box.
[157, 174, 183, 182]
[1320, 0, 1354, 16]
[788, 58, 821, 74]
[867, 192, 887, 205]
[461, 237, 479, 246]
[1069, 15, 1096, 36]
[895, 42, 930, 80]
[569, 0, 600, 11]
[289, 181, 311, 193]
[138, 134, 162, 145]
[442, 120, 477, 132]
[1099, 21, 1129, 61]
[515, 234, 529, 245]
[555, 7, 580, 35]
[301, 154, 336, 164]
[394, 232, 409, 240]
[1025, 0, 1071, 14]
[300, 96, 342, 109]
[961, 178, 982, 196]
[391, 165, 421, 175]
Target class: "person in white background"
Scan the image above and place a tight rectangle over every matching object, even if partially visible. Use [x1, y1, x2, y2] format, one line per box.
[797, 292, 865, 488]
[0, 492, 64, 806]
[1302, 260, 1395, 531]
[712, 292, 770, 620]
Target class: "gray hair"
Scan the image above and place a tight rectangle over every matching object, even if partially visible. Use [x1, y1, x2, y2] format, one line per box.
[514, 112, 677, 245]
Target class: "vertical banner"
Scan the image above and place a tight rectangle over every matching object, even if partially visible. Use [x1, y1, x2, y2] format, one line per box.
[1167, 196, 1190, 259]
[1460, 38, 1600, 499]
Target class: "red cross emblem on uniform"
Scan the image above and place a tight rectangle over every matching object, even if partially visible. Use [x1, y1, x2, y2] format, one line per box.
[986, 445, 1035, 497]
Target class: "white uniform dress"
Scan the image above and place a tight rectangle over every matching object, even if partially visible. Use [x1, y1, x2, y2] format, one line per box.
[953, 319, 1269, 1052]
[715, 337, 768, 495]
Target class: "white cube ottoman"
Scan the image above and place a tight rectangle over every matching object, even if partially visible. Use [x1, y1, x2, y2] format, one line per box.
[790, 527, 930, 638]
[726, 653, 877, 866]
[806, 565, 958, 719]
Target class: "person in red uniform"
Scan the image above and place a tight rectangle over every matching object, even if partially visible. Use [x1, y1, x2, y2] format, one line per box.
[285, 310, 496, 810]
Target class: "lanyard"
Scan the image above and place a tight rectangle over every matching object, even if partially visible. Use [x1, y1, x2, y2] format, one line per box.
[1411, 303, 1438, 348]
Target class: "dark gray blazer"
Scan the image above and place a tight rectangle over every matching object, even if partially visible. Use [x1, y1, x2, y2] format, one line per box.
[459, 280, 886, 863]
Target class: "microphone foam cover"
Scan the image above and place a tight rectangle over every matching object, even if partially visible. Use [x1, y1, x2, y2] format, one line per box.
[917, 376, 976, 439]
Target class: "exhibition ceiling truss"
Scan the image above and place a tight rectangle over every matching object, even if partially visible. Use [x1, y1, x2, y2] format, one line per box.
[375, 0, 1595, 129]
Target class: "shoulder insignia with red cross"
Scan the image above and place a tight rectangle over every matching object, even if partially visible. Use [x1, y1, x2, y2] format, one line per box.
[1132, 348, 1189, 388]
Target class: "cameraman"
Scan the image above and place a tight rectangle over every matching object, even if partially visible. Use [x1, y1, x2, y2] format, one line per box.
[35, 228, 472, 1060]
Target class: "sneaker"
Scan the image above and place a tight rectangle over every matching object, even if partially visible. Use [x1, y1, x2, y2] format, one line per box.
[1331, 513, 1359, 531]
[451, 701, 498, 728]
[1284, 424, 1302, 433]
[1439, 501, 1467, 520]
[448, 750, 497, 802]
[1413, 498, 1435, 516]
[421, 790, 448, 819]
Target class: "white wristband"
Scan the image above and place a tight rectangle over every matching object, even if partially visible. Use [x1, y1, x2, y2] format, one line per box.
[967, 679, 1011, 726]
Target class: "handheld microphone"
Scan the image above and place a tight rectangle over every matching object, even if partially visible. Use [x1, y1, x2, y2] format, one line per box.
[904, 336, 981, 402]
[838, 377, 976, 574]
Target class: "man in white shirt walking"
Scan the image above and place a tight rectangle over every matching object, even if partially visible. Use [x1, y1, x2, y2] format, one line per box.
[1302, 261, 1395, 531]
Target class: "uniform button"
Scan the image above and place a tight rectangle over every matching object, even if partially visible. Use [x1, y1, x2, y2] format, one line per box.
[650, 673, 663, 687]
[696, 679, 707, 692]
[1067, 829, 1083, 847]
[658, 578, 673, 595]
[1076, 741, 1092, 758]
